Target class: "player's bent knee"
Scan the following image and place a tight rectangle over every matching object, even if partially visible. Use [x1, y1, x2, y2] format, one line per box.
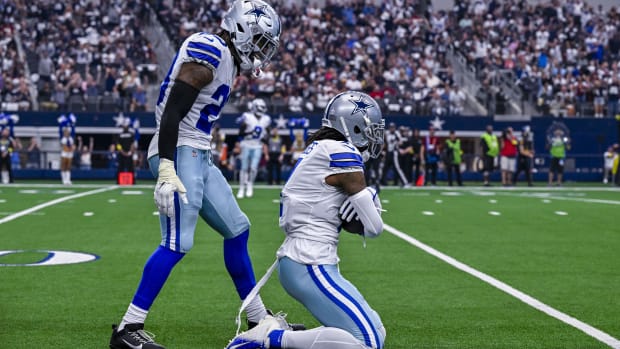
[231, 212, 251, 236]
[376, 325, 386, 349]
[230, 222, 251, 239]
[178, 241, 195, 253]
[170, 233, 195, 253]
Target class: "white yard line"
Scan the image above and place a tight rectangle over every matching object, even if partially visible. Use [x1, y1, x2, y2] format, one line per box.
[498, 192, 620, 205]
[384, 224, 620, 349]
[0, 186, 118, 225]
[0, 183, 153, 189]
[380, 185, 620, 192]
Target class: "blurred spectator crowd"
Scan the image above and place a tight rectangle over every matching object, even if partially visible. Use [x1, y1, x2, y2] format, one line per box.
[145, 0, 620, 118]
[450, 0, 620, 117]
[0, 1, 31, 111]
[152, 0, 466, 116]
[1, 0, 158, 113]
[1, 0, 619, 118]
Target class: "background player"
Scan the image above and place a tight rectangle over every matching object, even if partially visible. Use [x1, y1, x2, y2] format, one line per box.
[237, 98, 271, 198]
[226, 91, 386, 349]
[109, 1, 284, 348]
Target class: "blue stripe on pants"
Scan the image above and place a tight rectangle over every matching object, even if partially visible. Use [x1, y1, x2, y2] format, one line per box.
[307, 265, 374, 347]
[317, 265, 382, 348]
[174, 192, 181, 252]
[278, 257, 384, 348]
[149, 146, 250, 253]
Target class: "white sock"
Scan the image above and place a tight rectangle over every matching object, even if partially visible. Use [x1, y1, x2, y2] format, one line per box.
[66, 171, 71, 183]
[119, 303, 149, 331]
[278, 327, 371, 349]
[239, 171, 248, 190]
[1, 171, 8, 184]
[61, 171, 67, 183]
[245, 294, 267, 324]
[249, 168, 258, 185]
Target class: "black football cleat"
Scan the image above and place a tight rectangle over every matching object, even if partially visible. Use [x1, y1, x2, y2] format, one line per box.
[110, 323, 165, 349]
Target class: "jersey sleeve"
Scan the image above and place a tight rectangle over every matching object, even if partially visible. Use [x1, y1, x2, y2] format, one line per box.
[323, 141, 364, 174]
[237, 112, 250, 124]
[182, 33, 224, 72]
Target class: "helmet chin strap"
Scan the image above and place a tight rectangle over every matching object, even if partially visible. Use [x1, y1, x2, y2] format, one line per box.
[361, 150, 370, 162]
[338, 116, 353, 145]
[338, 116, 368, 162]
[251, 58, 263, 77]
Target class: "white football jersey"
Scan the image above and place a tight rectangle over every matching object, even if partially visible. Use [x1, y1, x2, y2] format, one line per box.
[239, 112, 271, 148]
[148, 32, 237, 158]
[277, 139, 364, 265]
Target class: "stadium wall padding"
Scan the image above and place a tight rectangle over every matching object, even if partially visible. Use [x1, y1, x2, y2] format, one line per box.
[9, 112, 620, 182]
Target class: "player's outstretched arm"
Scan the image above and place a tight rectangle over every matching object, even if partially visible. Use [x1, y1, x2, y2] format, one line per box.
[155, 63, 214, 217]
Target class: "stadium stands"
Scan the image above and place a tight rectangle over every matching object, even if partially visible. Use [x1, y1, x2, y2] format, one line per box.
[150, 0, 463, 115]
[449, 0, 620, 117]
[1, 0, 618, 118]
[0, 1, 32, 113]
[14, 0, 157, 112]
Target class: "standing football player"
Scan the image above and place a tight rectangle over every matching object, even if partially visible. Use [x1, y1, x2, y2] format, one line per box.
[109, 1, 284, 348]
[237, 98, 271, 198]
[226, 91, 387, 349]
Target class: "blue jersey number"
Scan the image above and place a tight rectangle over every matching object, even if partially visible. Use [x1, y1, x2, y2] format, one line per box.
[251, 126, 263, 139]
[196, 84, 231, 134]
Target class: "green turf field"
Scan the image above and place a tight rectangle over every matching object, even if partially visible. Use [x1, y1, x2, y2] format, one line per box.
[1, 183, 619, 349]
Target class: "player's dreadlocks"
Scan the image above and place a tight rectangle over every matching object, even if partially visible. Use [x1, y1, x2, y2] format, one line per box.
[306, 126, 346, 146]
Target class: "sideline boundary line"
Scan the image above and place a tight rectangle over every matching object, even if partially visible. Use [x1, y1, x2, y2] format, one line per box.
[384, 224, 620, 349]
[0, 186, 118, 225]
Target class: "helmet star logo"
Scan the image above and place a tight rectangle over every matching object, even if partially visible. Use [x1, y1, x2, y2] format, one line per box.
[245, 4, 268, 22]
[349, 96, 373, 115]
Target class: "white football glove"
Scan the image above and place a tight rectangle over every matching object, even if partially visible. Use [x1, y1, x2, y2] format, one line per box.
[154, 158, 189, 217]
[339, 186, 383, 222]
[339, 198, 357, 223]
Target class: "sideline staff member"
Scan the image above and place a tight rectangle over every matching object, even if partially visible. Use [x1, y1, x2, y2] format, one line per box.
[548, 129, 570, 186]
[480, 125, 499, 186]
[116, 124, 135, 183]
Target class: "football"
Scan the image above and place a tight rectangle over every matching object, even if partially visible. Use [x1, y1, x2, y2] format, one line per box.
[341, 216, 364, 235]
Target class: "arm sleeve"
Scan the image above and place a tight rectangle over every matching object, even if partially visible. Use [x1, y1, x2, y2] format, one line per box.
[158, 80, 200, 160]
[348, 188, 383, 238]
[238, 123, 249, 138]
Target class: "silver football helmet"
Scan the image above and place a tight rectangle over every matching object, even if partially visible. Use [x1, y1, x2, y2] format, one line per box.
[251, 98, 268, 113]
[221, 0, 281, 73]
[322, 91, 385, 159]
